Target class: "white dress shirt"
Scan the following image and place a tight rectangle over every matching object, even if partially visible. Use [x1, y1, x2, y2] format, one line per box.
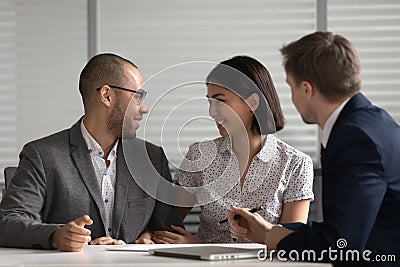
[81, 120, 118, 236]
[321, 98, 350, 148]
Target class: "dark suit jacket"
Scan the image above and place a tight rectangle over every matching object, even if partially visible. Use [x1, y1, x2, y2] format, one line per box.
[0, 119, 183, 249]
[278, 93, 400, 266]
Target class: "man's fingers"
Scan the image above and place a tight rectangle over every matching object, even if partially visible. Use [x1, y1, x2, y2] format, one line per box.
[90, 236, 126, 245]
[65, 233, 92, 244]
[228, 208, 249, 236]
[57, 235, 89, 251]
[112, 239, 126, 245]
[58, 243, 87, 252]
[66, 223, 91, 236]
[230, 225, 246, 235]
[230, 231, 240, 239]
[74, 215, 93, 227]
[227, 210, 237, 225]
[229, 225, 246, 237]
[64, 237, 90, 248]
[90, 236, 113, 245]
[231, 206, 253, 221]
[229, 206, 253, 229]
[93, 236, 113, 242]
[67, 216, 92, 236]
[96, 240, 113, 245]
[51, 217, 93, 251]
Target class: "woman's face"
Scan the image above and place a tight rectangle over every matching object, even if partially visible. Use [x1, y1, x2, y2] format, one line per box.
[207, 83, 254, 138]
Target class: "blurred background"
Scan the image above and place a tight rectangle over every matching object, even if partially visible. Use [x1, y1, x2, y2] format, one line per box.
[0, 0, 399, 184]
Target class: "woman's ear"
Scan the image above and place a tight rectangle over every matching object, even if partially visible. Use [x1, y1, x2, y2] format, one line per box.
[246, 93, 260, 111]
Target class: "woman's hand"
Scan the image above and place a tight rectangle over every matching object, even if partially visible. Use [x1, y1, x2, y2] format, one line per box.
[153, 225, 200, 244]
[134, 231, 154, 244]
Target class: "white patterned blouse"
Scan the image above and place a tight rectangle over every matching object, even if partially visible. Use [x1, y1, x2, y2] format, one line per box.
[175, 134, 314, 243]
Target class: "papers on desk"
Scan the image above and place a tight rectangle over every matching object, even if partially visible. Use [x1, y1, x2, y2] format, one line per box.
[106, 243, 265, 252]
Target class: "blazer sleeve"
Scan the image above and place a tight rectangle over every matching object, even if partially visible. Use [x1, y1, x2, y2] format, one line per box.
[147, 146, 184, 232]
[278, 125, 386, 255]
[0, 143, 62, 249]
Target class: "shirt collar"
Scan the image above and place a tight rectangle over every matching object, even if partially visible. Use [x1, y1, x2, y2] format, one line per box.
[218, 137, 232, 153]
[80, 119, 119, 160]
[257, 135, 278, 163]
[321, 98, 350, 148]
[218, 135, 277, 163]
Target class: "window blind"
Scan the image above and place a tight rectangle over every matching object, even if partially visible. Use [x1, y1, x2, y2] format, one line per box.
[0, 0, 87, 183]
[0, 1, 17, 183]
[1, 0, 399, 184]
[328, 0, 400, 123]
[98, 0, 317, 170]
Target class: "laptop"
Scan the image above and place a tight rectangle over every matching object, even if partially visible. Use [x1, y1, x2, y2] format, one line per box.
[148, 245, 262, 261]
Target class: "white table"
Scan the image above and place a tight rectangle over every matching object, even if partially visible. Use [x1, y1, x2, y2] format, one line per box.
[0, 245, 332, 267]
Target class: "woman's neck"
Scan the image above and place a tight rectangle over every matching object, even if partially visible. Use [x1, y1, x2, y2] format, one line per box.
[232, 131, 266, 182]
[232, 131, 265, 159]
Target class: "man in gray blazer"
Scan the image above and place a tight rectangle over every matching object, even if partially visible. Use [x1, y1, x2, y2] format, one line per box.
[0, 53, 183, 251]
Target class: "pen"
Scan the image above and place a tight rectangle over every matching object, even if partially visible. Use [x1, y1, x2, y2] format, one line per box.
[218, 206, 264, 225]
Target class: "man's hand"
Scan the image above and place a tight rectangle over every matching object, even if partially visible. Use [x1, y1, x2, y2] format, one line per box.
[153, 225, 200, 244]
[51, 215, 93, 252]
[90, 236, 126, 245]
[228, 205, 293, 250]
[228, 205, 272, 244]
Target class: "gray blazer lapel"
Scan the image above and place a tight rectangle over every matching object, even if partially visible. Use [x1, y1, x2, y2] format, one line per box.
[112, 144, 130, 237]
[69, 120, 107, 226]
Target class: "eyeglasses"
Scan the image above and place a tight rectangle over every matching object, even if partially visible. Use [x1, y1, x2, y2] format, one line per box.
[96, 85, 147, 104]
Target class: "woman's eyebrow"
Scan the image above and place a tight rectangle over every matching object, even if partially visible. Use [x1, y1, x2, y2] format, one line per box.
[206, 93, 225, 98]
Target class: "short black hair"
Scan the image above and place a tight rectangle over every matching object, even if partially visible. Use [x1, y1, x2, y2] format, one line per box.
[79, 53, 138, 107]
[206, 55, 284, 134]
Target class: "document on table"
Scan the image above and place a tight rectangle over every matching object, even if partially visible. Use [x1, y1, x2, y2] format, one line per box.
[106, 243, 266, 252]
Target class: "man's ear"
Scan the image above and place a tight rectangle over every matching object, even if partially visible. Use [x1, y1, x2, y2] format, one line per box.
[98, 85, 112, 107]
[302, 81, 314, 99]
[246, 93, 260, 111]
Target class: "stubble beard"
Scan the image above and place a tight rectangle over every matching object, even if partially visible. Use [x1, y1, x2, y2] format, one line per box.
[107, 99, 124, 139]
